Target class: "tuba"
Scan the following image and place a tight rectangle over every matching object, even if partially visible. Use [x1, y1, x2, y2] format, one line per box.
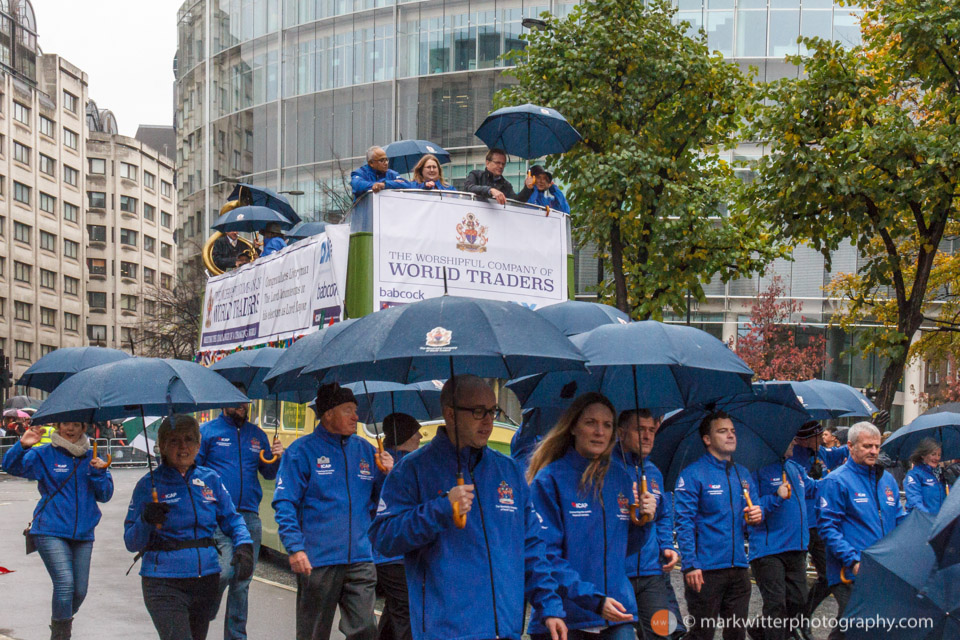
[202, 194, 259, 275]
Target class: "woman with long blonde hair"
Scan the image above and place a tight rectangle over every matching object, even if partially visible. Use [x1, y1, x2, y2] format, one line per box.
[411, 153, 455, 191]
[526, 392, 645, 640]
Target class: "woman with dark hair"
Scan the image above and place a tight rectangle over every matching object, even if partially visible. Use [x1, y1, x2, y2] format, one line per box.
[526, 392, 648, 640]
[411, 153, 455, 191]
[2, 422, 113, 639]
[124, 414, 253, 640]
[904, 437, 946, 514]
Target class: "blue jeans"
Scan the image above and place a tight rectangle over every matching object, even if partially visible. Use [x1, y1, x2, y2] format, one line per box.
[214, 511, 262, 639]
[533, 624, 635, 640]
[34, 535, 93, 621]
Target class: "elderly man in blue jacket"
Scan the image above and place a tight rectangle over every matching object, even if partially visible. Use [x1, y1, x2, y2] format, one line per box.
[351, 146, 409, 200]
[273, 383, 393, 640]
[674, 410, 763, 640]
[197, 394, 284, 640]
[369, 375, 568, 640]
[817, 421, 904, 640]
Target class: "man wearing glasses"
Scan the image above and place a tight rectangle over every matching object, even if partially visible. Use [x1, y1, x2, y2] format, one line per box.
[464, 149, 535, 205]
[370, 375, 568, 640]
[351, 146, 409, 200]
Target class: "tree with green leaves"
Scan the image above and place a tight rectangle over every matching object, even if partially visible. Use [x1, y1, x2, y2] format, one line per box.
[497, 0, 783, 319]
[748, 0, 960, 413]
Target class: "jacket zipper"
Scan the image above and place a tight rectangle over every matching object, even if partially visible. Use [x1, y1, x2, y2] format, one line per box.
[725, 468, 736, 567]
[471, 455, 500, 638]
[235, 427, 244, 508]
[601, 491, 609, 626]
[72, 458, 79, 539]
[341, 439, 352, 563]
[183, 470, 203, 576]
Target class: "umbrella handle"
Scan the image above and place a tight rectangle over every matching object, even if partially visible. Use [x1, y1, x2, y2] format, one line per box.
[840, 566, 854, 584]
[259, 437, 280, 465]
[743, 489, 755, 522]
[92, 440, 112, 468]
[630, 477, 652, 526]
[151, 488, 162, 530]
[375, 437, 388, 474]
[782, 471, 792, 499]
[452, 476, 467, 529]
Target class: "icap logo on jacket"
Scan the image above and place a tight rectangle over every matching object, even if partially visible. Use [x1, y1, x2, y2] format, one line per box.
[54, 463, 69, 473]
[317, 456, 331, 469]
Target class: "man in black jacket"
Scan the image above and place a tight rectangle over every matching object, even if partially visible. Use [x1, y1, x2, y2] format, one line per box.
[212, 231, 243, 271]
[463, 149, 534, 205]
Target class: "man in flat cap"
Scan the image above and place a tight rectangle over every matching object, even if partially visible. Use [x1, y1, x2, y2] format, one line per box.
[273, 383, 394, 640]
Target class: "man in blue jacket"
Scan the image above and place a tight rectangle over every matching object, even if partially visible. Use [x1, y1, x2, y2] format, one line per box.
[273, 383, 393, 640]
[817, 421, 903, 640]
[525, 166, 571, 214]
[351, 146, 409, 200]
[197, 396, 284, 640]
[674, 410, 763, 640]
[614, 409, 682, 640]
[369, 375, 567, 640]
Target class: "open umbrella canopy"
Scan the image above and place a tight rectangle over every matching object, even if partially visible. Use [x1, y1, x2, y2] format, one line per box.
[649, 382, 813, 491]
[30, 357, 250, 425]
[227, 183, 301, 225]
[17, 346, 132, 392]
[122, 414, 163, 442]
[783, 379, 878, 419]
[262, 320, 358, 400]
[301, 295, 588, 385]
[4, 395, 41, 411]
[345, 380, 444, 423]
[925, 402, 960, 416]
[475, 104, 582, 159]
[383, 139, 451, 174]
[881, 412, 960, 462]
[928, 471, 960, 569]
[285, 221, 327, 243]
[210, 347, 307, 402]
[511, 405, 566, 455]
[212, 205, 297, 233]
[534, 300, 630, 337]
[2, 408, 29, 419]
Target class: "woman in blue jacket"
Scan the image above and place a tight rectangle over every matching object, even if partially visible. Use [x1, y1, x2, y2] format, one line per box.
[124, 415, 253, 640]
[3, 421, 113, 640]
[526, 392, 650, 640]
[411, 154, 456, 191]
[905, 438, 946, 514]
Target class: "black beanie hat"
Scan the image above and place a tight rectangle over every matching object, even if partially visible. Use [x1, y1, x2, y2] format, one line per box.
[383, 413, 421, 449]
[795, 420, 823, 439]
[315, 382, 357, 417]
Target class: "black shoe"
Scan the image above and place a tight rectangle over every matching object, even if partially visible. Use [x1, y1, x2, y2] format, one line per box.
[49, 617, 72, 640]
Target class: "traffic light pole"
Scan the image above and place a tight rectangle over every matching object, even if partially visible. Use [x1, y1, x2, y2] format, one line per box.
[0, 351, 8, 406]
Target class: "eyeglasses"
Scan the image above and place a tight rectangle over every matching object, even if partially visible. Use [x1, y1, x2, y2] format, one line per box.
[371, 156, 389, 163]
[454, 406, 502, 420]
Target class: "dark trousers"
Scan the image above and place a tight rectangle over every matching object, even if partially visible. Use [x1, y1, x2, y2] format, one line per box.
[806, 528, 830, 618]
[663, 570, 687, 634]
[828, 583, 852, 640]
[750, 551, 808, 640]
[684, 567, 752, 640]
[631, 574, 671, 639]
[375, 562, 411, 640]
[142, 574, 221, 640]
[296, 562, 378, 640]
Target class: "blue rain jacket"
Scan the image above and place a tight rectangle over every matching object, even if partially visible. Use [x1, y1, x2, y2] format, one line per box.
[3, 441, 113, 541]
[372, 447, 409, 565]
[369, 429, 564, 640]
[272, 425, 384, 567]
[612, 444, 674, 578]
[351, 164, 408, 200]
[530, 448, 638, 634]
[904, 463, 946, 515]
[817, 458, 903, 586]
[789, 444, 824, 526]
[820, 445, 849, 471]
[526, 185, 570, 214]
[414, 180, 456, 191]
[674, 452, 760, 572]
[197, 412, 279, 513]
[749, 459, 818, 560]
[260, 236, 286, 257]
[124, 464, 252, 578]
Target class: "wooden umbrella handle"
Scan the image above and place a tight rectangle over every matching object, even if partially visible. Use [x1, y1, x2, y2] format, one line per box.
[782, 471, 792, 499]
[92, 440, 112, 468]
[452, 476, 467, 529]
[840, 566, 854, 584]
[630, 476, 652, 526]
[743, 489, 755, 522]
[259, 437, 280, 465]
[375, 437, 388, 473]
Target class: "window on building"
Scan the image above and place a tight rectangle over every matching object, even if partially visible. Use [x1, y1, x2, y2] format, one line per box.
[120, 262, 137, 279]
[63, 165, 78, 186]
[144, 267, 156, 284]
[161, 211, 172, 228]
[13, 141, 30, 165]
[40, 307, 55, 327]
[120, 162, 138, 181]
[0, 298, 5, 317]
[14, 301, 30, 322]
[12, 102, 29, 124]
[40, 344, 55, 356]
[144, 235, 156, 253]
[144, 203, 156, 221]
[120, 228, 137, 246]
[160, 242, 172, 259]
[39, 192, 55, 214]
[13, 181, 30, 205]
[87, 225, 106, 242]
[39, 153, 55, 176]
[14, 261, 30, 283]
[64, 312, 79, 332]
[87, 325, 106, 343]
[63, 128, 79, 150]
[39, 115, 54, 139]
[121, 327, 137, 345]
[161, 181, 172, 197]
[144, 171, 156, 189]
[87, 291, 107, 309]
[120, 195, 137, 214]
[39, 230, 56, 252]
[120, 294, 138, 311]
[15, 340, 31, 361]
[64, 275, 79, 296]
[63, 202, 79, 222]
[64, 239, 79, 259]
[87, 191, 106, 208]
[63, 90, 78, 113]
[161, 273, 173, 289]
[0, 175, 5, 197]
[144, 299, 157, 316]
[87, 257, 107, 275]
[40, 268, 55, 290]
[88, 158, 106, 174]
[13, 221, 30, 244]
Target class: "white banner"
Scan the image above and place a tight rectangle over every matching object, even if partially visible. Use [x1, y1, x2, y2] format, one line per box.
[200, 228, 348, 351]
[372, 191, 568, 310]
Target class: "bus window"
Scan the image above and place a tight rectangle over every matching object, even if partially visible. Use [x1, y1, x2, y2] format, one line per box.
[262, 399, 281, 430]
[282, 402, 305, 433]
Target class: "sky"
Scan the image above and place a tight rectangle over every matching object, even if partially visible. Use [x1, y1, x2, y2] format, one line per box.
[33, 0, 185, 137]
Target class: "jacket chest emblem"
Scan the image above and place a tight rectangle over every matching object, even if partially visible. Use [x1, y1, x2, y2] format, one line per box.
[359, 459, 371, 476]
[54, 463, 70, 473]
[853, 491, 868, 503]
[617, 492, 630, 516]
[884, 486, 895, 506]
[216, 437, 232, 447]
[569, 501, 592, 517]
[192, 478, 205, 487]
[707, 483, 723, 496]
[496, 480, 517, 513]
[315, 456, 334, 476]
[201, 486, 216, 502]
[249, 438, 261, 453]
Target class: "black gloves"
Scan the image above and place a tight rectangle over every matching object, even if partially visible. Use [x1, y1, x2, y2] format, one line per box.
[231, 543, 255, 582]
[873, 410, 891, 431]
[809, 460, 824, 480]
[142, 502, 171, 526]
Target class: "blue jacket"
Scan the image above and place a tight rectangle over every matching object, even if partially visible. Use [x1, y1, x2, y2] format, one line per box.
[260, 236, 286, 257]
[904, 464, 945, 515]
[197, 413, 279, 513]
[351, 164, 408, 200]
[612, 445, 674, 578]
[124, 464, 252, 578]
[272, 425, 384, 567]
[369, 429, 564, 640]
[526, 185, 570, 214]
[372, 447, 409, 565]
[789, 445, 824, 526]
[817, 459, 903, 586]
[530, 448, 637, 634]
[820, 445, 849, 471]
[749, 460, 818, 560]
[3, 441, 113, 541]
[414, 180, 456, 191]
[674, 452, 760, 572]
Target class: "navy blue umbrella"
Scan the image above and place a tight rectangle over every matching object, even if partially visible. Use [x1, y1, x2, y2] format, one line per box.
[17, 346, 132, 392]
[794, 379, 877, 419]
[262, 320, 358, 399]
[209, 347, 310, 402]
[882, 413, 960, 462]
[511, 405, 565, 455]
[649, 382, 813, 491]
[535, 300, 630, 337]
[930, 477, 960, 569]
[475, 104, 582, 159]
[383, 139, 451, 174]
[344, 380, 444, 424]
[844, 509, 960, 639]
[212, 205, 297, 233]
[924, 402, 960, 416]
[228, 183, 302, 225]
[285, 221, 327, 243]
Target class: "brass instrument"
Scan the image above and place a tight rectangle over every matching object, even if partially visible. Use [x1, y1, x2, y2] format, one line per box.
[202, 194, 259, 275]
